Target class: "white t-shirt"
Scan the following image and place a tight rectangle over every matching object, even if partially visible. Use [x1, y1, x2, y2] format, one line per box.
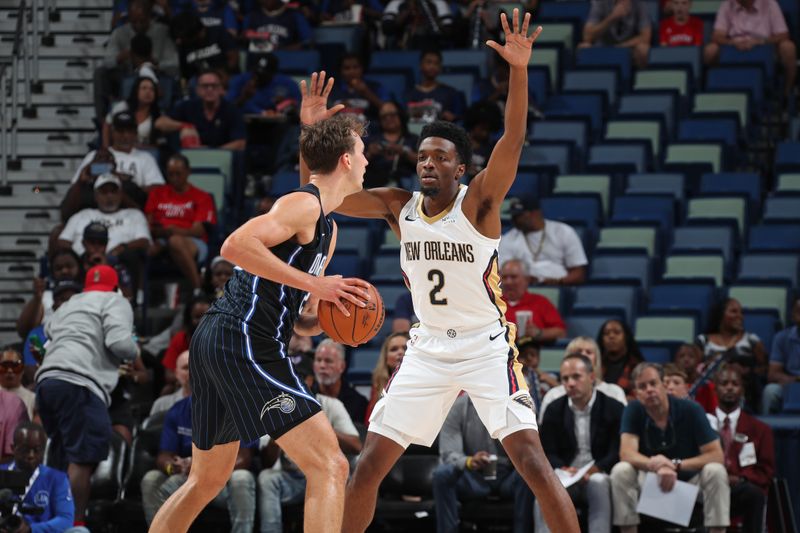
[59, 208, 152, 256]
[105, 101, 154, 146]
[71, 147, 165, 189]
[498, 219, 588, 281]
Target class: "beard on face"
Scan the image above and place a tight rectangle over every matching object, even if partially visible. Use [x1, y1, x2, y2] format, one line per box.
[420, 185, 440, 197]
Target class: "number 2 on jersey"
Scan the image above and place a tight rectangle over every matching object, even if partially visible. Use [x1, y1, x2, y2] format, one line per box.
[427, 269, 447, 305]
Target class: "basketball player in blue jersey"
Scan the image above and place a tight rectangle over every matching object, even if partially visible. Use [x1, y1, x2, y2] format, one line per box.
[299, 10, 580, 533]
[148, 116, 373, 533]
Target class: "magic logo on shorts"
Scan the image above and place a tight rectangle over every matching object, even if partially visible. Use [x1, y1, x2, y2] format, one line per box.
[260, 393, 297, 419]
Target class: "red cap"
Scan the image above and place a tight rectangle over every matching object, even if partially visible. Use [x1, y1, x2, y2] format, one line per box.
[84, 265, 119, 293]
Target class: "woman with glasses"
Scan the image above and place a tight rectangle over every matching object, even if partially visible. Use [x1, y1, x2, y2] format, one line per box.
[0, 348, 34, 420]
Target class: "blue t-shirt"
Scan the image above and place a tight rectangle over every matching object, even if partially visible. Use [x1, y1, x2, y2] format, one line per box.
[620, 396, 718, 467]
[770, 325, 800, 376]
[174, 1, 239, 32]
[405, 84, 466, 123]
[243, 7, 312, 53]
[0, 463, 74, 533]
[227, 72, 302, 114]
[330, 80, 389, 121]
[169, 98, 246, 148]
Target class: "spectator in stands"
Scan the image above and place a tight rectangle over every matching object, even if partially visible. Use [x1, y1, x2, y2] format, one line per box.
[464, 100, 502, 176]
[145, 154, 218, 292]
[0, 422, 74, 530]
[406, 50, 466, 127]
[580, 0, 653, 68]
[660, 0, 704, 45]
[498, 196, 588, 286]
[202, 255, 235, 300]
[258, 386, 362, 533]
[365, 332, 409, 422]
[67, 223, 136, 301]
[499, 259, 567, 344]
[102, 76, 164, 150]
[58, 174, 151, 289]
[160, 295, 212, 393]
[0, 348, 35, 420]
[94, 0, 179, 121]
[36, 265, 138, 528]
[454, 0, 500, 49]
[391, 291, 416, 333]
[16, 249, 84, 340]
[60, 148, 118, 222]
[243, 0, 313, 54]
[0, 391, 28, 464]
[140, 395, 256, 530]
[150, 350, 190, 417]
[537, 353, 624, 533]
[704, 0, 796, 100]
[320, 0, 384, 23]
[709, 364, 775, 533]
[74, 112, 166, 209]
[228, 53, 301, 116]
[156, 70, 246, 150]
[311, 339, 369, 424]
[364, 101, 419, 188]
[598, 319, 644, 398]
[432, 393, 533, 533]
[674, 343, 718, 413]
[697, 297, 767, 411]
[330, 53, 388, 123]
[473, 60, 544, 120]
[176, 0, 239, 36]
[170, 11, 239, 81]
[539, 336, 628, 421]
[610, 362, 729, 533]
[381, 0, 455, 49]
[763, 295, 800, 413]
[516, 337, 558, 410]
[663, 363, 690, 398]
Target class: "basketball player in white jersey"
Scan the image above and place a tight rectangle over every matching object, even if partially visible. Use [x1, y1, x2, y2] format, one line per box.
[299, 10, 579, 532]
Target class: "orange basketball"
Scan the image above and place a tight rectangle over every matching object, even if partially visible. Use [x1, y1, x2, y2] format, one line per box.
[318, 283, 385, 346]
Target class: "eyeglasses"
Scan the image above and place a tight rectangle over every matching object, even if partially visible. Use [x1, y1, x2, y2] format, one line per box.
[0, 360, 24, 373]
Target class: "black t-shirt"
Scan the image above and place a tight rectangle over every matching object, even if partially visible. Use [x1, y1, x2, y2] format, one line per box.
[169, 98, 246, 148]
[179, 25, 236, 80]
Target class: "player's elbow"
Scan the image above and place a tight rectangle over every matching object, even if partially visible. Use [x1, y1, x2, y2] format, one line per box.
[220, 233, 244, 264]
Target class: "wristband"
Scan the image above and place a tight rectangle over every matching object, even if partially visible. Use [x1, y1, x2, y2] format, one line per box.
[165, 463, 173, 476]
[466, 457, 473, 470]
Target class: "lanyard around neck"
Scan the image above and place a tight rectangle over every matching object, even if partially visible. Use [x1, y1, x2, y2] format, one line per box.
[525, 223, 546, 263]
[10, 463, 40, 516]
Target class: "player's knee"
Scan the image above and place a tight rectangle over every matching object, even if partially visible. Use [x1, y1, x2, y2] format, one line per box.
[189, 466, 231, 493]
[328, 452, 350, 483]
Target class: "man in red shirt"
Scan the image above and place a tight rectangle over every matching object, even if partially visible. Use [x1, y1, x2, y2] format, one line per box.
[145, 153, 217, 292]
[660, 0, 704, 45]
[500, 259, 566, 344]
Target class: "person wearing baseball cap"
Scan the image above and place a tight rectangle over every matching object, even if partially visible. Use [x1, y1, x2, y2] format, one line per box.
[36, 264, 138, 529]
[498, 195, 588, 286]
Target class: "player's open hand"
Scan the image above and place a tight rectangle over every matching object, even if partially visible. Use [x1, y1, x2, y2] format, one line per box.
[300, 71, 345, 126]
[313, 275, 372, 316]
[486, 9, 542, 69]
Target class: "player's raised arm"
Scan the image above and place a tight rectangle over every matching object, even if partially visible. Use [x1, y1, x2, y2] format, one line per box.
[298, 71, 411, 233]
[467, 10, 542, 206]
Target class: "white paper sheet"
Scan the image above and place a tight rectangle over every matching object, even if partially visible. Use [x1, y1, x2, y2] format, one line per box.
[554, 460, 595, 488]
[636, 472, 700, 527]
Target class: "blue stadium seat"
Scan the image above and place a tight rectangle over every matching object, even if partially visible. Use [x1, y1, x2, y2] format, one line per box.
[639, 344, 673, 364]
[775, 141, 800, 173]
[543, 93, 605, 135]
[336, 226, 374, 258]
[617, 93, 677, 138]
[744, 312, 779, 359]
[738, 253, 799, 286]
[369, 50, 420, 83]
[699, 173, 762, 202]
[372, 283, 410, 315]
[507, 172, 547, 199]
[648, 46, 702, 85]
[313, 25, 362, 53]
[562, 69, 619, 106]
[782, 383, 800, 413]
[763, 197, 800, 221]
[442, 49, 490, 78]
[347, 347, 382, 381]
[706, 67, 764, 106]
[590, 253, 652, 288]
[528, 67, 551, 106]
[719, 44, 775, 79]
[588, 142, 651, 174]
[519, 143, 572, 174]
[671, 225, 735, 262]
[269, 170, 300, 196]
[364, 73, 408, 103]
[678, 117, 739, 148]
[327, 252, 363, 278]
[541, 194, 602, 228]
[626, 173, 685, 200]
[567, 312, 618, 339]
[371, 253, 405, 283]
[635, 314, 697, 343]
[273, 50, 321, 74]
[576, 47, 633, 86]
[529, 120, 589, 157]
[537, 1, 591, 23]
[612, 195, 675, 231]
[438, 73, 474, 107]
[571, 285, 640, 323]
[648, 283, 715, 331]
[747, 224, 800, 251]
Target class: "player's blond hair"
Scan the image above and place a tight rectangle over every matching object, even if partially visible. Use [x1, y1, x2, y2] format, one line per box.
[300, 115, 365, 174]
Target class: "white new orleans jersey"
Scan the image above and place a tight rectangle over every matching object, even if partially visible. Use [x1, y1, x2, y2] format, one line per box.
[399, 185, 507, 332]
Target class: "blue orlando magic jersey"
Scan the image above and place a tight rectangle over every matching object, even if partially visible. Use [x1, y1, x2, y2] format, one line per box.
[207, 184, 333, 358]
